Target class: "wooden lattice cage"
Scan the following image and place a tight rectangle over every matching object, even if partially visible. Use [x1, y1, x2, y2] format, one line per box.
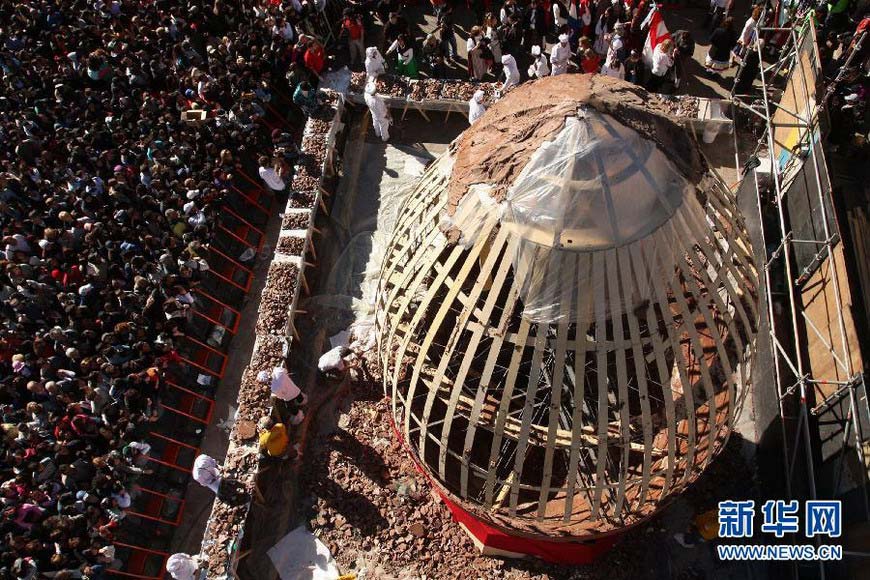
[375, 76, 759, 539]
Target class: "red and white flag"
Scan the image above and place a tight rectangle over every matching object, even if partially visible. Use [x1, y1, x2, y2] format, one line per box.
[641, 6, 671, 67]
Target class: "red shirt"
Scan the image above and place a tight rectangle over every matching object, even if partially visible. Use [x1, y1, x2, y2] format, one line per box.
[581, 54, 601, 74]
[342, 18, 363, 41]
[304, 45, 325, 74]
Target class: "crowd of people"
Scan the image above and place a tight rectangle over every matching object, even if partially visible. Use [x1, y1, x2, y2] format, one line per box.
[337, 0, 868, 98]
[0, 0, 336, 577]
[1, 0, 866, 578]
[344, 0, 694, 92]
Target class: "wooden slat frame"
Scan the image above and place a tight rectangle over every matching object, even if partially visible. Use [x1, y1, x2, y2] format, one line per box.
[374, 118, 759, 538]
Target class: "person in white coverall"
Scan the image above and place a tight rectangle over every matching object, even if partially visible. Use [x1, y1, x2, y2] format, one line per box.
[527, 45, 550, 78]
[500, 54, 520, 92]
[364, 82, 391, 142]
[192, 454, 222, 494]
[550, 33, 571, 75]
[166, 553, 198, 580]
[364, 46, 385, 81]
[258, 366, 307, 424]
[468, 90, 486, 124]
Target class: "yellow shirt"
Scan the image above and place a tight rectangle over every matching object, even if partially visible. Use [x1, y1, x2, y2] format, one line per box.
[259, 424, 289, 457]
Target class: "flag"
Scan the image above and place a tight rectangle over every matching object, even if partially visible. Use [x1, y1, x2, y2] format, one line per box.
[642, 6, 671, 67]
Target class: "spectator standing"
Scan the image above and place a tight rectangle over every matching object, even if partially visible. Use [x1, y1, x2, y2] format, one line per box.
[706, 17, 738, 74]
[553, 0, 570, 33]
[581, 47, 602, 73]
[608, 21, 628, 64]
[258, 156, 286, 193]
[624, 49, 646, 84]
[527, 0, 548, 50]
[706, 0, 730, 31]
[386, 34, 419, 78]
[467, 27, 490, 80]
[431, 0, 446, 18]
[484, 13, 504, 63]
[383, 12, 410, 51]
[602, 54, 626, 79]
[341, 10, 366, 68]
[438, 5, 459, 60]
[649, 38, 675, 92]
[422, 34, 447, 78]
[735, 6, 762, 60]
[303, 37, 326, 78]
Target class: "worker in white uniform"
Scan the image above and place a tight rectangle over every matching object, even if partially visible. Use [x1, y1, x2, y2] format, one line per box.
[527, 45, 550, 78]
[500, 54, 520, 93]
[468, 90, 487, 124]
[364, 46, 385, 81]
[364, 82, 391, 142]
[550, 34, 571, 75]
[258, 366, 307, 424]
[318, 345, 356, 380]
[192, 454, 222, 494]
[166, 554, 199, 580]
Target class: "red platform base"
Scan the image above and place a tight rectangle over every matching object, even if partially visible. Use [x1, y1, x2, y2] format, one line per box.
[438, 492, 619, 564]
[387, 412, 620, 565]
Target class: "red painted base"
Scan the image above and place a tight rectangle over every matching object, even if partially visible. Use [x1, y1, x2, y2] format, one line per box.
[387, 412, 620, 565]
[438, 491, 619, 564]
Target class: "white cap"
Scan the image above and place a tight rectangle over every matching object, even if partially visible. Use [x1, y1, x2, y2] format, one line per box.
[365, 82, 377, 95]
[473, 90, 485, 102]
[559, 34, 569, 43]
[844, 93, 859, 103]
[501, 54, 514, 65]
[257, 370, 270, 383]
[531, 45, 541, 56]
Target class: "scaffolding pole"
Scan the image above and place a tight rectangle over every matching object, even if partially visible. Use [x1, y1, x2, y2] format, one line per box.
[732, 9, 870, 578]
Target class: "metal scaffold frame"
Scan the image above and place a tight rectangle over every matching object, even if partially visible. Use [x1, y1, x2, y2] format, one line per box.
[731, 8, 870, 578]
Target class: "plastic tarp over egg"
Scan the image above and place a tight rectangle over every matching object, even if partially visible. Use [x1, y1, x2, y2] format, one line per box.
[451, 109, 703, 323]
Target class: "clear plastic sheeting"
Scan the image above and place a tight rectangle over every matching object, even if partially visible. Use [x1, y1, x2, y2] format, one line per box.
[449, 109, 703, 323]
[503, 110, 690, 249]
